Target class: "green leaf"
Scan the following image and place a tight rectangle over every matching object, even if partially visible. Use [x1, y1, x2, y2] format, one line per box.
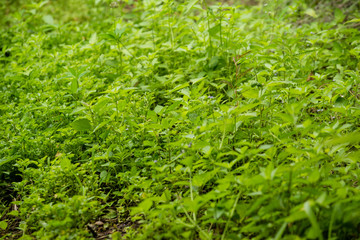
[209, 56, 222, 69]
[7, 210, 19, 217]
[179, 88, 190, 98]
[139, 198, 153, 212]
[308, 170, 320, 183]
[285, 209, 307, 223]
[180, 156, 193, 167]
[100, 170, 108, 182]
[60, 157, 72, 170]
[102, 33, 118, 42]
[190, 77, 206, 84]
[184, 0, 199, 14]
[0, 155, 19, 167]
[93, 121, 109, 133]
[304, 201, 323, 240]
[346, 18, 360, 23]
[78, 70, 89, 79]
[193, 169, 218, 187]
[326, 132, 360, 146]
[214, 207, 225, 220]
[304, 8, 318, 18]
[71, 118, 92, 131]
[348, 150, 360, 160]
[70, 78, 78, 93]
[115, 26, 126, 39]
[89, 33, 97, 44]
[42, 14, 54, 25]
[201, 145, 213, 157]
[334, 8, 345, 23]
[104, 209, 117, 219]
[208, 24, 221, 37]
[168, 82, 189, 94]
[274, 222, 287, 240]
[0, 220, 7, 230]
[93, 98, 110, 114]
[242, 89, 258, 99]
[154, 105, 164, 115]
[236, 103, 260, 114]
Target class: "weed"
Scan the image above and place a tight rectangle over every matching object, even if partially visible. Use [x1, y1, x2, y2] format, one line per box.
[1, 0, 360, 239]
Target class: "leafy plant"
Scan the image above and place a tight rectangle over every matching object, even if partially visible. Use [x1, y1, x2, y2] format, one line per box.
[1, 0, 360, 239]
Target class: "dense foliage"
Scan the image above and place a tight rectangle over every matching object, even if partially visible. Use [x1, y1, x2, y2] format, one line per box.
[1, 0, 360, 239]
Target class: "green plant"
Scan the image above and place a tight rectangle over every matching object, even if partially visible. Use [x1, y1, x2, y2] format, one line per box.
[1, 0, 360, 239]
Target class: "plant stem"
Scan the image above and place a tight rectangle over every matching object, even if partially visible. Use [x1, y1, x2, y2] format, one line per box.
[221, 190, 241, 240]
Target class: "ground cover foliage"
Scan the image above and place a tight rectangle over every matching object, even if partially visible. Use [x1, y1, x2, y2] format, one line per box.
[1, 0, 360, 239]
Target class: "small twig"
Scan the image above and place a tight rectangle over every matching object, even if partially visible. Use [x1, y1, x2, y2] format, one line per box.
[306, 71, 314, 81]
[13, 198, 18, 211]
[349, 89, 359, 100]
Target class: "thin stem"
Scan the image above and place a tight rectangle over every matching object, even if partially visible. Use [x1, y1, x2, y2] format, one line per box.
[207, 11, 212, 57]
[221, 190, 241, 240]
[189, 169, 196, 222]
[117, 42, 122, 74]
[152, 4, 156, 52]
[180, 205, 210, 239]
